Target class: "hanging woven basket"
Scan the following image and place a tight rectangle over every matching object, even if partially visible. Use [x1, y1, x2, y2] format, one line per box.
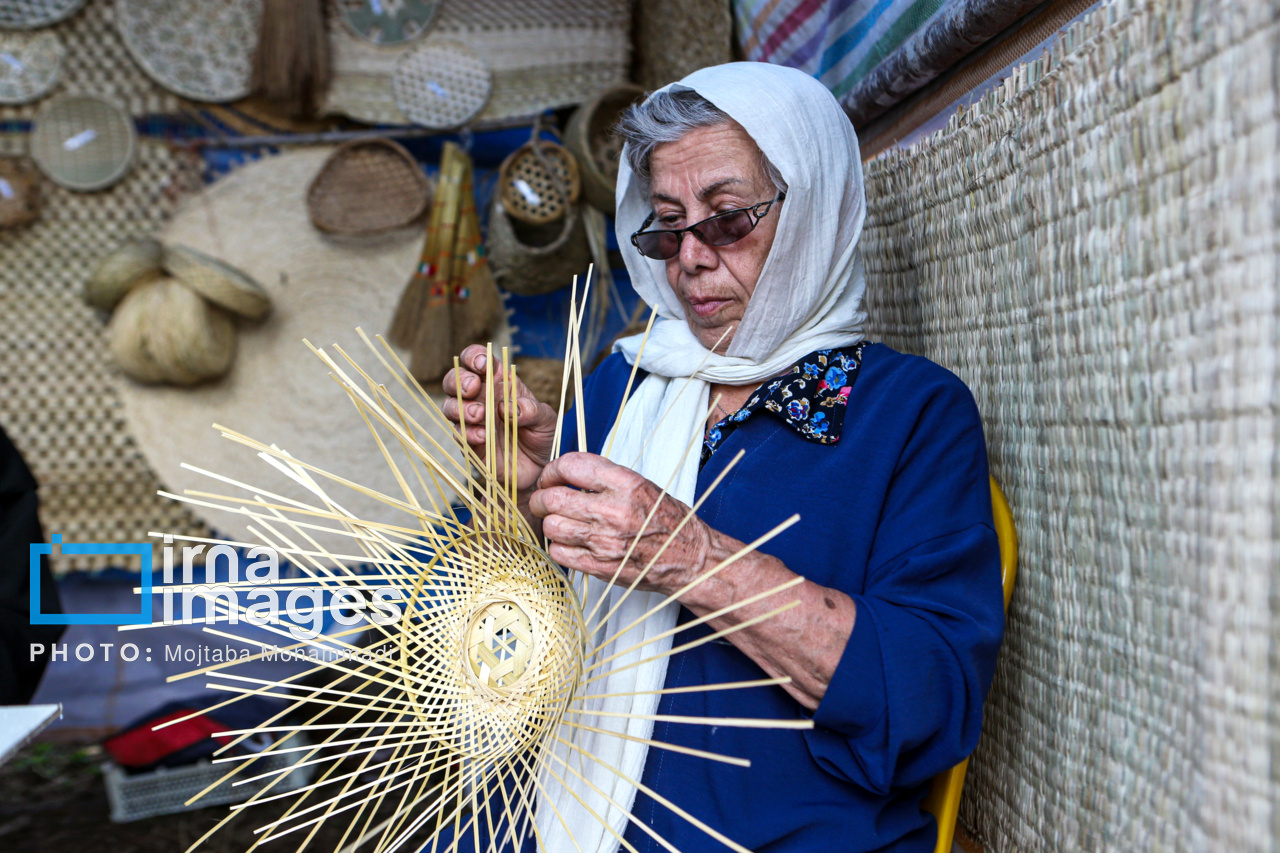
[565, 84, 645, 214]
[0, 158, 40, 230]
[487, 194, 590, 297]
[307, 138, 432, 235]
[498, 139, 581, 226]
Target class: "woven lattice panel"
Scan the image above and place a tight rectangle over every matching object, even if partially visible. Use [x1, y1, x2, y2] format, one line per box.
[325, 0, 631, 125]
[0, 135, 207, 572]
[859, 0, 1279, 849]
[0, 0, 179, 124]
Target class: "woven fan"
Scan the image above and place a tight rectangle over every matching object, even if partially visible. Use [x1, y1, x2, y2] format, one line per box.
[148, 282, 805, 853]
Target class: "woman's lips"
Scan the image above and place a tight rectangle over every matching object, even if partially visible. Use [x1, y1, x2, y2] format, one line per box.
[687, 297, 729, 318]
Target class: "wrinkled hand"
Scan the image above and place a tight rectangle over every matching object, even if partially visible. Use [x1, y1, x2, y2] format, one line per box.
[442, 345, 559, 500]
[529, 452, 712, 595]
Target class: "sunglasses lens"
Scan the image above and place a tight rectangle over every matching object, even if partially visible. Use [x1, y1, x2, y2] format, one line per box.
[635, 230, 681, 260]
[697, 210, 756, 247]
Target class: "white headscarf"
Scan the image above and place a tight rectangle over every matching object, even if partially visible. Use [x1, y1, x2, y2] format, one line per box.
[536, 62, 867, 853]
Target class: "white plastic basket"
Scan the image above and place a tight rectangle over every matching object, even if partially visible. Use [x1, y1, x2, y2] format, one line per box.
[102, 742, 314, 823]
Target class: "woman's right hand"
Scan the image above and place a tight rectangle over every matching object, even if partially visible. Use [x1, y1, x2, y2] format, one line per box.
[441, 345, 560, 502]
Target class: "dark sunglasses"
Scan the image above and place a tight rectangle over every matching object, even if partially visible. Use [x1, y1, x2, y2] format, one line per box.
[630, 192, 786, 260]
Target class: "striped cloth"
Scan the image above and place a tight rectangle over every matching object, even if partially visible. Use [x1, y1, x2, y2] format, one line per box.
[735, 0, 951, 101]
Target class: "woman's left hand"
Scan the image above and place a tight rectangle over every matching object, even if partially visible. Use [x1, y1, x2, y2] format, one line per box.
[529, 452, 712, 595]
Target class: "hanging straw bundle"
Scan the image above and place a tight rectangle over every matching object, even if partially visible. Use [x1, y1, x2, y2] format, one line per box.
[251, 0, 330, 118]
[389, 141, 503, 384]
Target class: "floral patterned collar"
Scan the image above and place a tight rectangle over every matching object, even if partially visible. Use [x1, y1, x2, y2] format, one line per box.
[702, 343, 868, 468]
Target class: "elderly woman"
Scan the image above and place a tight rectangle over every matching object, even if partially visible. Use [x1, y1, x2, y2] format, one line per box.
[444, 63, 1003, 853]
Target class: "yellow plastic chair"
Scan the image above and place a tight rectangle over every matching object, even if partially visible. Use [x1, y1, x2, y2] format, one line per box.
[921, 476, 1018, 853]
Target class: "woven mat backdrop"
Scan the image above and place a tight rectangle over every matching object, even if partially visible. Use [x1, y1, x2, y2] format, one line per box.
[325, 0, 631, 126]
[0, 136, 208, 572]
[859, 0, 1278, 849]
[0, 0, 178, 123]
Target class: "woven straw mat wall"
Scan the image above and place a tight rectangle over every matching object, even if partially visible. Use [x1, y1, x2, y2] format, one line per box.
[0, 3, 198, 571]
[859, 0, 1278, 849]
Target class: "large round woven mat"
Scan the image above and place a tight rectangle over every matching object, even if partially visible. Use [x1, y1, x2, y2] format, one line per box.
[116, 0, 261, 103]
[0, 0, 85, 30]
[117, 148, 508, 553]
[392, 38, 491, 129]
[30, 94, 136, 191]
[0, 31, 65, 105]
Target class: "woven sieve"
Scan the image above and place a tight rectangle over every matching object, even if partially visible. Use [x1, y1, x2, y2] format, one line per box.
[307, 138, 432, 234]
[29, 94, 136, 191]
[0, 31, 65, 105]
[391, 38, 491, 129]
[116, 0, 262, 103]
[338, 0, 440, 47]
[565, 83, 644, 214]
[497, 140, 580, 225]
[0, 0, 84, 30]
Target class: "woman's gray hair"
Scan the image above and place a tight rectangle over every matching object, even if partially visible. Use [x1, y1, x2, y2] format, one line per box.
[616, 89, 786, 199]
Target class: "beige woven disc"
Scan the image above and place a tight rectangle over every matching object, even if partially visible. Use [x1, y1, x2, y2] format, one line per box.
[30, 95, 136, 192]
[116, 0, 262, 103]
[392, 38, 491, 129]
[0, 31, 66, 105]
[0, 0, 85, 29]
[163, 243, 272, 320]
[116, 148, 510, 552]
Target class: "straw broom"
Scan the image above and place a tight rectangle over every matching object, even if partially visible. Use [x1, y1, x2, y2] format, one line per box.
[133, 284, 808, 853]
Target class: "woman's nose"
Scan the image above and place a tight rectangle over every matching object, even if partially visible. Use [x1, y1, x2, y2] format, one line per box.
[676, 229, 718, 273]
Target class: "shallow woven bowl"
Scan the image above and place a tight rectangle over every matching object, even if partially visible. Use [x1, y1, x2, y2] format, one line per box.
[498, 141, 581, 226]
[566, 84, 645, 214]
[30, 95, 136, 192]
[307, 138, 432, 235]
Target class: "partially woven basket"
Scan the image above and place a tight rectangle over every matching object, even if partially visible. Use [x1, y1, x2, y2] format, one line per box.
[565, 84, 645, 214]
[498, 141, 581, 225]
[307, 139, 432, 235]
[0, 158, 41, 230]
[30, 95, 136, 192]
[487, 195, 590, 296]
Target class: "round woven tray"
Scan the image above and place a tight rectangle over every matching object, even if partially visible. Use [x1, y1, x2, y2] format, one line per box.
[30, 95, 136, 192]
[566, 84, 645, 214]
[498, 141, 581, 225]
[392, 38, 491, 129]
[338, 0, 441, 47]
[116, 0, 262, 103]
[0, 0, 85, 30]
[0, 31, 66, 105]
[0, 157, 40, 230]
[488, 194, 590, 296]
[307, 138, 432, 234]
